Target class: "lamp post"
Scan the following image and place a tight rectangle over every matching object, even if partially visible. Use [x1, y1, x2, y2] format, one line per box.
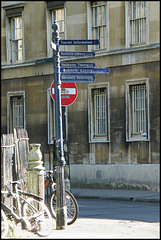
[52, 21, 67, 230]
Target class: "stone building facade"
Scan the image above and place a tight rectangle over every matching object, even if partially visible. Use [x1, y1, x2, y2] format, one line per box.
[1, 1, 160, 190]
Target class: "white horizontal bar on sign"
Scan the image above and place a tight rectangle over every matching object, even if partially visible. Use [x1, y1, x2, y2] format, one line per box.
[52, 88, 76, 95]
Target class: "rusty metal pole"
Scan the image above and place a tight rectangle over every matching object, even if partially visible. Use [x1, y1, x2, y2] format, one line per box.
[52, 21, 67, 230]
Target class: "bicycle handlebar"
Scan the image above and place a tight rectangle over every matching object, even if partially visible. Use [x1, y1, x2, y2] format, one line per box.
[45, 170, 53, 174]
[45, 169, 56, 177]
[2, 179, 23, 198]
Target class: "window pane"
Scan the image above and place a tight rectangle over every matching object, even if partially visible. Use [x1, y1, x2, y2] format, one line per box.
[133, 1, 136, 19]
[12, 18, 15, 39]
[94, 7, 97, 26]
[135, 19, 139, 43]
[11, 96, 24, 129]
[11, 17, 23, 62]
[101, 5, 106, 25]
[47, 89, 55, 144]
[100, 26, 106, 49]
[97, 6, 102, 26]
[130, 1, 146, 45]
[13, 40, 18, 61]
[13, 40, 22, 61]
[18, 40, 23, 60]
[130, 84, 147, 135]
[92, 88, 107, 136]
[52, 8, 65, 51]
[92, 1, 106, 50]
[49, 96, 55, 143]
[52, 9, 64, 32]
[12, 17, 22, 40]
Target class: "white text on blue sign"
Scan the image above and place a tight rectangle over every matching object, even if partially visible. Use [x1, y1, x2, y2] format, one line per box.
[60, 62, 95, 68]
[60, 51, 95, 57]
[59, 40, 99, 45]
[60, 68, 110, 74]
[61, 74, 95, 82]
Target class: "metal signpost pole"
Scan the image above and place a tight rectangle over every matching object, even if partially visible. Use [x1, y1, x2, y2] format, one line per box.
[52, 21, 67, 230]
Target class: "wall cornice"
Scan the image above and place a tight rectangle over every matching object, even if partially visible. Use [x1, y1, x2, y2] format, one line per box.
[1, 44, 160, 80]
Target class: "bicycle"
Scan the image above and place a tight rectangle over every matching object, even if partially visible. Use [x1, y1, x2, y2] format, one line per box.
[45, 169, 78, 225]
[1, 179, 53, 237]
[1, 209, 9, 239]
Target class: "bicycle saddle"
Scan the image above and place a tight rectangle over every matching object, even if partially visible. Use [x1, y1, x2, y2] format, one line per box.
[10, 179, 23, 185]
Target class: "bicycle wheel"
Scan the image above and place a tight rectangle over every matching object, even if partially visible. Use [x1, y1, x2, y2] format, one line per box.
[1, 209, 9, 239]
[22, 198, 53, 237]
[49, 190, 78, 225]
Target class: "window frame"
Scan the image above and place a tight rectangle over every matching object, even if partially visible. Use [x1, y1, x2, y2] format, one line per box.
[87, 1, 109, 53]
[88, 83, 110, 143]
[10, 16, 23, 63]
[7, 91, 26, 134]
[47, 88, 67, 145]
[47, 88, 55, 145]
[125, 78, 150, 142]
[125, 1, 149, 48]
[46, 2, 66, 57]
[3, 4, 25, 64]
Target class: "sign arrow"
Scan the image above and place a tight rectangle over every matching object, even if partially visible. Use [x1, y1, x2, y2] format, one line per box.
[35, 57, 53, 65]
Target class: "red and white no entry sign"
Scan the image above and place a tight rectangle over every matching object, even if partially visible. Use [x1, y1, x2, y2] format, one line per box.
[50, 82, 78, 106]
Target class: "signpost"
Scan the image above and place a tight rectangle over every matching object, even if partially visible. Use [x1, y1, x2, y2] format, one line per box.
[49, 20, 110, 231]
[50, 82, 78, 106]
[52, 21, 67, 230]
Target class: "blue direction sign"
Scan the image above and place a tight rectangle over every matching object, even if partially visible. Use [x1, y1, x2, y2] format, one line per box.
[60, 62, 95, 68]
[59, 40, 99, 45]
[35, 57, 53, 65]
[60, 68, 110, 74]
[61, 74, 95, 82]
[60, 51, 95, 57]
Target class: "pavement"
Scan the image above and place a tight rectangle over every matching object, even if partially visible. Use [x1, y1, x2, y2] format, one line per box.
[5, 188, 160, 239]
[71, 188, 160, 203]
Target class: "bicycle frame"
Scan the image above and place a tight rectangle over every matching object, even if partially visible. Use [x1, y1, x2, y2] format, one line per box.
[44, 170, 56, 191]
[1, 194, 32, 229]
[44, 178, 51, 189]
[1, 182, 43, 229]
[1, 201, 22, 223]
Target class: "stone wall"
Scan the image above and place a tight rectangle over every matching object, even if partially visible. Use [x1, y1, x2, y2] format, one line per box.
[70, 164, 160, 191]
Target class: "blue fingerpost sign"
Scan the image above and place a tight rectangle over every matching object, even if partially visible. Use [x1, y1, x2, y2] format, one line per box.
[60, 51, 95, 57]
[59, 39, 99, 45]
[60, 74, 95, 82]
[60, 62, 96, 68]
[60, 68, 110, 74]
